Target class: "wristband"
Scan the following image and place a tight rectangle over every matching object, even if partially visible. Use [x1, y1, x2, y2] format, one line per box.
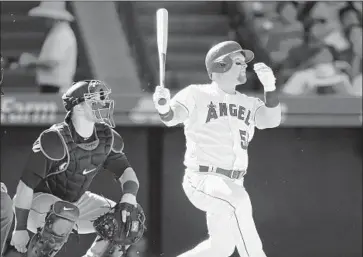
[122, 180, 139, 196]
[264, 90, 280, 108]
[15, 207, 30, 231]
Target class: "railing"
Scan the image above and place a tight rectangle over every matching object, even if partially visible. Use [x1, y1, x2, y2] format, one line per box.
[116, 1, 156, 92]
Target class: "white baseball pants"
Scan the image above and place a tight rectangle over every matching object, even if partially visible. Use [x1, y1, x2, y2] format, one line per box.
[177, 170, 267, 257]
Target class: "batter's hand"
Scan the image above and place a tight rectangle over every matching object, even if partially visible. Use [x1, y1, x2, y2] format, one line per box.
[254, 63, 276, 91]
[153, 86, 171, 114]
[119, 193, 137, 223]
[10, 230, 30, 253]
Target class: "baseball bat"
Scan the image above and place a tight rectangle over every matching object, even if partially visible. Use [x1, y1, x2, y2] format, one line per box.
[156, 8, 168, 105]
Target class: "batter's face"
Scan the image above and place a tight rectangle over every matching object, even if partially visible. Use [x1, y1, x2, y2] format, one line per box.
[224, 52, 248, 85]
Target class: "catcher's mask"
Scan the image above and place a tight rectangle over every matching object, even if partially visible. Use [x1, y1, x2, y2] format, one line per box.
[62, 80, 115, 127]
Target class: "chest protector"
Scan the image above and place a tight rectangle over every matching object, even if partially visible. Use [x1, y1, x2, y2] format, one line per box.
[36, 122, 113, 203]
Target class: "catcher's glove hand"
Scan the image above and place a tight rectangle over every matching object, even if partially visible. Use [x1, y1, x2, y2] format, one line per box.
[93, 202, 146, 247]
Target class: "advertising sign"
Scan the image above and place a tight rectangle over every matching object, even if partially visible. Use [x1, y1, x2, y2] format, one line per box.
[1, 95, 59, 125]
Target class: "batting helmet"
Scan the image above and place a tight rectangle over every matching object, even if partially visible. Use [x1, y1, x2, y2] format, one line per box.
[62, 80, 115, 127]
[205, 41, 254, 79]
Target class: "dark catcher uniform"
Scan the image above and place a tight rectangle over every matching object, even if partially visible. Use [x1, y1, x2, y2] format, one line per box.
[30, 120, 124, 203]
[11, 80, 139, 257]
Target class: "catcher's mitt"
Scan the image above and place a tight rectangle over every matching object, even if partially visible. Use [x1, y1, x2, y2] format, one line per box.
[93, 202, 146, 247]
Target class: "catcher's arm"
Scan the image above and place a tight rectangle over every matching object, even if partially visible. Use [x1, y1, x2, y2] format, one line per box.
[14, 130, 61, 231]
[104, 130, 139, 218]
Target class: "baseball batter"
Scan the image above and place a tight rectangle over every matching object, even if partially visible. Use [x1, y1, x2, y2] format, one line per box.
[152, 41, 282, 257]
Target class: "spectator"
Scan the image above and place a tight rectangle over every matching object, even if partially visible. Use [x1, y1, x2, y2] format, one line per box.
[276, 1, 318, 24]
[281, 47, 353, 96]
[275, 1, 299, 24]
[352, 73, 362, 97]
[339, 3, 362, 28]
[18, 1, 77, 94]
[351, 1, 363, 19]
[348, 25, 362, 96]
[326, 4, 362, 64]
[276, 18, 326, 84]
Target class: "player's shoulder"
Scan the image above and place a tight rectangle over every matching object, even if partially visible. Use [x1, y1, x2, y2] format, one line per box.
[190, 83, 212, 90]
[173, 84, 209, 100]
[110, 129, 124, 153]
[34, 125, 67, 161]
[237, 92, 264, 105]
[185, 83, 213, 94]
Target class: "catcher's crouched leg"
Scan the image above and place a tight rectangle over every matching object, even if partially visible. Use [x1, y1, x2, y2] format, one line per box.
[85, 203, 146, 257]
[27, 201, 80, 257]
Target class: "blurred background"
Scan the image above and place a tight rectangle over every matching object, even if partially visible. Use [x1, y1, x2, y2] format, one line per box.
[0, 1, 362, 257]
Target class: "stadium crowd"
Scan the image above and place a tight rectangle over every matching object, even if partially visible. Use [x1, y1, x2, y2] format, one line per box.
[229, 1, 362, 96]
[1, 1, 362, 97]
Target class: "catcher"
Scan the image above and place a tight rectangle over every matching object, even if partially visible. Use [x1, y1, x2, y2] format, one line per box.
[8, 80, 146, 257]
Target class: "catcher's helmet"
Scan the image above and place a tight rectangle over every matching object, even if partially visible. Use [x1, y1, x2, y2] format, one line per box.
[62, 80, 115, 127]
[205, 41, 254, 79]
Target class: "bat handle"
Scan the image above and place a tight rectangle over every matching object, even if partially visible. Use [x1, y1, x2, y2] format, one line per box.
[158, 98, 167, 105]
[158, 71, 167, 106]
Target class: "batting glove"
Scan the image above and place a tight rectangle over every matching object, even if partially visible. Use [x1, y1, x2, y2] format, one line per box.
[153, 85, 171, 114]
[254, 63, 276, 92]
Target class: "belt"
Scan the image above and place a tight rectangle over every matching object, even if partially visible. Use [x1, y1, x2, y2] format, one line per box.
[199, 165, 246, 179]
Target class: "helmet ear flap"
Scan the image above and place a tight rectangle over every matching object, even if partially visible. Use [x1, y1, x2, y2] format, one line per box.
[210, 55, 234, 75]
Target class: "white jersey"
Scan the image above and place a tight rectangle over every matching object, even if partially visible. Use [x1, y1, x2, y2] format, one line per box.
[171, 83, 264, 172]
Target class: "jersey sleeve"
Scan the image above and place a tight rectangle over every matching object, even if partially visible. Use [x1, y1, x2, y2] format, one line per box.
[170, 85, 196, 116]
[252, 97, 265, 124]
[103, 129, 131, 180]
